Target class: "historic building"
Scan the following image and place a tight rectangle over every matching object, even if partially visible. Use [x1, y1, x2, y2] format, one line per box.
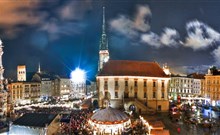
[8, 81, 41, 105]
[98, 7, 109, 71]
[17, 65, 26, 81]
[205, 67, 220, 106]
[97, 60, 170, 112]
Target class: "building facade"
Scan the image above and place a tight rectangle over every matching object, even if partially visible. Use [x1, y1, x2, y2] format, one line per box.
[205, 67, 220, 106]
[97, 60, 170, 112]
[17, 65, 26, 81]
[8, 82, 41, 105]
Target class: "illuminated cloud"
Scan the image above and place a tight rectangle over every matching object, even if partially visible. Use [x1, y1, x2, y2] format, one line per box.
[134, 5, 151, 32]
[141, 32, 161, 48]
[0, 1, 44, 38]
[160, 28, 180, 47]
[110, 5, 151, 38]
[184, 20, 220, 50]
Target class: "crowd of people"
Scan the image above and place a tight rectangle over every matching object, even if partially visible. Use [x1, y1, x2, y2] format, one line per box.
[60, 109, 93, 135]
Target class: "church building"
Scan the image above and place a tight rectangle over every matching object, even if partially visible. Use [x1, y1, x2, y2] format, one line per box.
[96, 7, 170, 113]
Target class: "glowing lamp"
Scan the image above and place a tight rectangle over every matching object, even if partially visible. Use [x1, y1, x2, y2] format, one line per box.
[70, 68, 86, 84]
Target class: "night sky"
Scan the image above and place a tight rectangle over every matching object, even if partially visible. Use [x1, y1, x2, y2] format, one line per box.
[1, 0, 220, 80]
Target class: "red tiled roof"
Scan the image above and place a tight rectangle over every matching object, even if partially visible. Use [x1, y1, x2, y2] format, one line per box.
[98, 60, 169, 78]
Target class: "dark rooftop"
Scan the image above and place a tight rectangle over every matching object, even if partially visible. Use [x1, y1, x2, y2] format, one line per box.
[13, 113, 57, 127]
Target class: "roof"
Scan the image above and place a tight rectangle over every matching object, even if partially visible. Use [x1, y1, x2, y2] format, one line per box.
[98, 60, 168, 78]
[90, 107, 129, 123]
[13, 113, 57, 127]
[187, 73, 205, 79]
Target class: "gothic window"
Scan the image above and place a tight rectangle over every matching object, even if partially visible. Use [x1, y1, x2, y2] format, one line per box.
[115, 92, 118, 98]
[162, 92, 164, 98]
[153, 91, 156, 98]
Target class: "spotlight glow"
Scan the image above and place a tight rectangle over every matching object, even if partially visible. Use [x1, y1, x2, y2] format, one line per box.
[70, 67, 86, 84]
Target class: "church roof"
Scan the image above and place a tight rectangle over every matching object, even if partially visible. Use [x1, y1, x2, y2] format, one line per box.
[90, 107, 129, 124]
[98, 60, 169, 78]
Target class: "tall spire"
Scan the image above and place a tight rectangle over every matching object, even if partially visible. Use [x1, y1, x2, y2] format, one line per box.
[99, 6, 108, 50]
[102, 6, 105, 34]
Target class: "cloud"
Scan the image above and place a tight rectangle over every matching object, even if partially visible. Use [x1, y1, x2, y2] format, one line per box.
[110, 15, 138, 38]
[0, 1, 44, 38]
[212, 46, 220, 66]
[160, 28, 180, 47]
[58, 0, 92, 21]
[141, 32, 161, 48]
[184, 20, 220, 50]
[110, 5, 151, 38]
[141, 28, 180, 48]
[0, 0, 92, 40]
[134, 5, 151, 32]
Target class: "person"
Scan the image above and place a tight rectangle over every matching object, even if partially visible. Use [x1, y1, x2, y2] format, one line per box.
[177, 127, 181, 133]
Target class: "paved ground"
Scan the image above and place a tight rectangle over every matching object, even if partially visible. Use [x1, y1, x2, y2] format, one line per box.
[144, 112, 220, 135]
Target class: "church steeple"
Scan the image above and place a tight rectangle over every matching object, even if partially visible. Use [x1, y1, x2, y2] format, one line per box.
[98, 6, 109, 71]
[99, 6, 108, 50]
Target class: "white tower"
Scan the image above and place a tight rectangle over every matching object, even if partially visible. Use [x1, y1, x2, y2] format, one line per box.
[99, 7, 109, 71]
[0, 39, 4, 90]
[17, 65, 26, 81]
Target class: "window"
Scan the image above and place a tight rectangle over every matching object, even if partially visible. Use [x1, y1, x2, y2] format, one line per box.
[162, 82, 164, 87]
[144, 81, 147, 87]
[134, 92, 137, 98]
[115, 81, 118, 87]
[153, 82, 156, 87]
[104, 81, 108, 89]
[115, 92, 118, 98]
[134, 81, 137, 87]
[162, 92, 164, 98]
[144, 92, 147, 98]
[105, 92, 108, 98]
[125, 80, 128, 87]
[153, 91, 156, 98]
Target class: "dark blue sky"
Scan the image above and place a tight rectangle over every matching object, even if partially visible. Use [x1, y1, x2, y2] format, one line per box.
[1, 0, 220, 80]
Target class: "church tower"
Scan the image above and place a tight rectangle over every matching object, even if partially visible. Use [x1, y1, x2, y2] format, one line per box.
[0, 39, 4, 90]
[98, 7, 109, 71]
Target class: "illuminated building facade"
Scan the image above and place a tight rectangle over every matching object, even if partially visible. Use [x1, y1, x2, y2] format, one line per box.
[97, 60, 170, 112]
[17, 65, 26, 81]
[205, 67, 220, 106]
[8, 82, 41, 105]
